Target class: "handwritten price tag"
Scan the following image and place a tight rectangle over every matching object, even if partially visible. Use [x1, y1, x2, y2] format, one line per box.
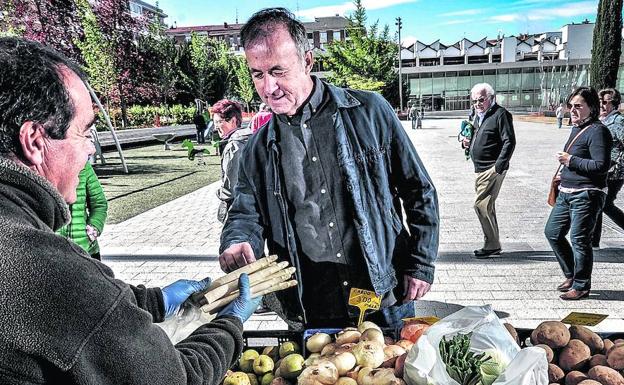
[561, 312, 608, 326]
[348, 288, 381, 326]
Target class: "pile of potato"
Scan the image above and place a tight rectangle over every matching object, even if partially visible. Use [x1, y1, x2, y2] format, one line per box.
[527, 321, 624, 385]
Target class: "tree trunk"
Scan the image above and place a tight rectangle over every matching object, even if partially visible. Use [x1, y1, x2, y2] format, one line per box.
[590, 0, 623, 90]
[118, 82, 129, 128]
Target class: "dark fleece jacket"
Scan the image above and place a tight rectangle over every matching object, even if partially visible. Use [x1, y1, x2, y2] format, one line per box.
[0, 157, 243, 385]
[469, 103, 516, 173]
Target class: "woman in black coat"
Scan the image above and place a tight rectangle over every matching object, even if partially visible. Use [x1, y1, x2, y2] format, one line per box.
[544, 87, 612, 300]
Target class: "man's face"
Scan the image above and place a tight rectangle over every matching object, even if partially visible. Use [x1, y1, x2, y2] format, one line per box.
[213, 113, 238, 138]
[245, 26, 314, 116]
[39, 68, 96, 204]
[471, 89, 492, 114]
[600, 93, 615, 118]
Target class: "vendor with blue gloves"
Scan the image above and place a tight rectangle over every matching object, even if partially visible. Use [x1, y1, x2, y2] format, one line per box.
[0, 37, 260, 385]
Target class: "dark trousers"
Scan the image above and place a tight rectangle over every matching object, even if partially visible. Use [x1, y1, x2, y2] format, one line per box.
[593, 178, 624, 246]
[544, 190, 605, 291]
[196, 129, 206, 144]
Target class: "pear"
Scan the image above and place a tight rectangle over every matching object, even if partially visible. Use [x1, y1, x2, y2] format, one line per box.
[239, 349, 260, 373]
[279, 341, 300, 358]
[253, 354, 275, 375]
[278, 353, 305, 379]
[223, 371, 251, 385]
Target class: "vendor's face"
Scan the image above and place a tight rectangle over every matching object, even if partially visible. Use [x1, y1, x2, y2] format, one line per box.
[600, 93, 615, 118]
[38, 68, 95, 204]
[569, 95, 590, 125]
[213, 113, 238, 138]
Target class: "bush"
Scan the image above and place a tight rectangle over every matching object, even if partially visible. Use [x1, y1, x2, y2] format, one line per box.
[94, 104, 195, 130]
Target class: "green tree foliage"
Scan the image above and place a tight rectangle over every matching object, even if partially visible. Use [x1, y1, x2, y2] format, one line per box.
[325, 0, 397, 101]
[74, 0, 115, 108]
[232, 55, 257, 111]
[186, 33, 231, 103]
[590, 0, 623, 90]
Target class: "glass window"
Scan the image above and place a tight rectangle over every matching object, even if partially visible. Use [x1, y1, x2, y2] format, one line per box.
[130, 2, 142, 14]
[509, 68, 522, 90]
[496, 70, 509, 91]
[420, 77, 433, 95]
[320, 32, 328, 43]
[445, 75, 457, 91]
[522, 71, 535, 90]
[457, 74, 471, 92]
[409, 78, 420, 96]
[484, 75, 496, 89]
[333, 31, 341, 41]
[432, 74, 444, 94]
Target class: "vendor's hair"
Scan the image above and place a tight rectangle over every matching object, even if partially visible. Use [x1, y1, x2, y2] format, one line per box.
[240, 8, 310, 61]
[0, 37, 86, 157]
[599, 88, 622, 109]
[212, 99, 243, 127]
[567, 86, 600, 121]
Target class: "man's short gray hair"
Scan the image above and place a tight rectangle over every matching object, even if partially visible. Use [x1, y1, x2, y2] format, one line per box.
[471, 83, 496, 97]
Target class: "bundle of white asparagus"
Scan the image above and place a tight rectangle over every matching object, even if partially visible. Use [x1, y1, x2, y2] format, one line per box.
[191, 255, 298, 314]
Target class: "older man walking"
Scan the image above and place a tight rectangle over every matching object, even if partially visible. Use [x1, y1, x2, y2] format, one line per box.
[464, 83, 516, 258]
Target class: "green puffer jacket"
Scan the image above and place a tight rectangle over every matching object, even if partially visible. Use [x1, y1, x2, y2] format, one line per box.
[57, 162, 107, 255]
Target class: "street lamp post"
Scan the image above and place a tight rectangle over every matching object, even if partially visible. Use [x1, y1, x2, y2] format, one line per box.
[395, 17, 403, 112]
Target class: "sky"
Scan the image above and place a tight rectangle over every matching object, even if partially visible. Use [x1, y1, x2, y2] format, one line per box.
[146, 0, 602, 46]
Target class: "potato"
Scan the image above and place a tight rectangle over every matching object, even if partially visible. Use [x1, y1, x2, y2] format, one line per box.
[570, 326, 605, 355]
[607, 345, 624, 370]
[578, 381, 605, 385]
[559, 339, 591, 372]
[536, 344, 555, 363]
[549, 363, 565, 384]
[604, 340, 615, 355]
[504, 322, 520, 346]
[566, 371, 589, 385]
[533, 321, 571, 349]
[590, 354, 609, 368]
[588, 365, 624, 385]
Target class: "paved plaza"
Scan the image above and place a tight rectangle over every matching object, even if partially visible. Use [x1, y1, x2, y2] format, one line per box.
[99, 119, 624, 332]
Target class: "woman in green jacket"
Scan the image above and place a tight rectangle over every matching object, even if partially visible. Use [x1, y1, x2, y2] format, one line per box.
[58, 162, 108, 259]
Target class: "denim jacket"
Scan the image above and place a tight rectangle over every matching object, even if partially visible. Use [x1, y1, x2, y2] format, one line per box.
[220, 82, 439, 322]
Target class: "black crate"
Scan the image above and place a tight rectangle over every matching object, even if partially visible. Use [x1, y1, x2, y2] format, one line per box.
[242, 330, 302, 352]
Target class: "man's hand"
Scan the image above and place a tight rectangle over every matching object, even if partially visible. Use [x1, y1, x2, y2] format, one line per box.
[461, 138, 471, 149]
[402, 275, 431, 303]
[86, 224, 98, 242]
[219, 242, 256, 273]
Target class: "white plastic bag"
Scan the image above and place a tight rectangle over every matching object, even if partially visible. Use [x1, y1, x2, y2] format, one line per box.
[404, 305, 548, 385]
[158, 304, 216, 344]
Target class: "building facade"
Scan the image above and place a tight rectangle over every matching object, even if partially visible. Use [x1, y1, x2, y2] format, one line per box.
[165, 15, 349, 56]
[402, 21, 624, 111]
[128, 0, 167, 24]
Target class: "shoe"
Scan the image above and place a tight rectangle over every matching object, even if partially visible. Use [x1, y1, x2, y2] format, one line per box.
[557, 278, 573, 292]
[473, 248, 502, 258]
[560, 289, 590, 300]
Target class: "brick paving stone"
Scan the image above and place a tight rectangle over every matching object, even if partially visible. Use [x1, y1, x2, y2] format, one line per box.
[100, 119, 624, 332]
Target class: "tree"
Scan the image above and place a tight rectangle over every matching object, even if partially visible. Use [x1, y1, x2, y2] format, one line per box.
[186, 33, 232, 104]
[7, 0, 83, 62]
[590, 0, 623, 90]
[232, 55, 257, 111]
[75, 0, 115, 110]
[325, 0, 397, 102]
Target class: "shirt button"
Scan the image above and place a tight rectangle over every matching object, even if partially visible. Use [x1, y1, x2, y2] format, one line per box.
[329, 222, 334, 227]
[337, 253, 341, 258]
[312, 156, 318, 162]
[343, 281, 348, 286]
[321, 188, 326, 194]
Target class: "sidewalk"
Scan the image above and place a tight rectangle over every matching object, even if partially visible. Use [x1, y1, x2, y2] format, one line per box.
[100, 119, 624, 332]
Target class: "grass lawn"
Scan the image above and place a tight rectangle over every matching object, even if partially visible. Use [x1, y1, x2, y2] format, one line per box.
[95, 142, 221, 224]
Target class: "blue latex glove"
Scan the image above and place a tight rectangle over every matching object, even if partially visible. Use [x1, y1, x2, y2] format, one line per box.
[217, 273, 262, 323]
[162, 277, 212, 318]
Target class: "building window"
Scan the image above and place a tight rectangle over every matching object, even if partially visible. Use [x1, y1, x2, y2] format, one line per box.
[320, 32, 328, 43]
[130, 2, 142, 15]
[333, 31, 341, 41]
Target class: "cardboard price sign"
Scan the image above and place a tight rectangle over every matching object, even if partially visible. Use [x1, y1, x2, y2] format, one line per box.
[561, 312, 608, 326]
[348, 288, 381, 326]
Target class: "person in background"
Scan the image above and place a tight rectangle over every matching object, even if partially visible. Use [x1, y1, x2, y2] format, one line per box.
[408, 104, 418, 130]
[0, 36, 260, 385]
[193, 111, 207, 144]
[592, 88, 624, 248]
[57, 162, 108, 260]
[213, 99, 252, 223]
[544, 86, 612, 301]
[219, 8, 439, 330]
[249, 102, 273, 134]
[463, 83, 516, 258]
[556, 103, 565, 129]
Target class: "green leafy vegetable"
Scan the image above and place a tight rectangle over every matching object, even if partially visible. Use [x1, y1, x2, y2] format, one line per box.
[439, 333, 491, 385]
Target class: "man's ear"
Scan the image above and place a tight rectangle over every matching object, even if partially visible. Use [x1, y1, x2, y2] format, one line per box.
[18, 122, 46, 166]
[304, 50, 314, 74]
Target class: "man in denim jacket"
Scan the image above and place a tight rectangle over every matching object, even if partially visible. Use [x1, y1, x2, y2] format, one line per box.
[219, 8, 439, 329]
